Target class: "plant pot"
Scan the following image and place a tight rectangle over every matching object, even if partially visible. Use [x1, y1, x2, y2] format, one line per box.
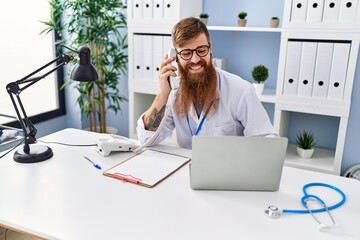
[238, 19, 247, 27]
[252, 83, 264, 96]
[200, 18, 208, 25]
[270, 19, 279, 28]
[85, 126, 118, 134]
[296, 147, 314, 159]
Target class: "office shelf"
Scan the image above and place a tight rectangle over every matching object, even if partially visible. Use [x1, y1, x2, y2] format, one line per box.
[127, 0, 359, 175]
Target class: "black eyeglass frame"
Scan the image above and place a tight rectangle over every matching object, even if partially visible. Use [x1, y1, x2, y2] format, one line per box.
[176, 45, 210, 61]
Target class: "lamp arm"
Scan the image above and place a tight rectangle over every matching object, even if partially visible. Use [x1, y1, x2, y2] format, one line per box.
[5, 53, 74, 153]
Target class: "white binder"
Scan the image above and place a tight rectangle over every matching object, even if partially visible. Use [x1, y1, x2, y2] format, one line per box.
[291, 0, 309, 22]
[143, 35, 154, 81]
[312, 42, 334, 99]
[283, 41, 302, 96]
[143, 0, 153, 20]
[328, 43, 350, 100]
[153, 0, 164, 20]
[297, 42, 317, 97]
[323, 0, 341, 22]
[306, 0, 325, 22]
[153, 35, 164, 82]
[338, 0, 358, 22]
[162, 35, 173, 58]
[133, 34, 144, 80]
[132, 0, 143, 20]
[163, 0, 176, 20]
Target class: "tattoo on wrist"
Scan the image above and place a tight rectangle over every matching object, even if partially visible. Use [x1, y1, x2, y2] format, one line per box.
[145, 106, 166, 131]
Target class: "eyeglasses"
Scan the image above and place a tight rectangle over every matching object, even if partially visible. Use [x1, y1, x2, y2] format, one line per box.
[176, 45, 210, 61]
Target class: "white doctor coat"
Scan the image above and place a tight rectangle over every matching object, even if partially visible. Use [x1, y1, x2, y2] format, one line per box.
[137, 68, 278, 149]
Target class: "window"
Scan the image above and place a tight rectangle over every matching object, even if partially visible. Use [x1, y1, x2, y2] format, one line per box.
[0, 0, 65, 127]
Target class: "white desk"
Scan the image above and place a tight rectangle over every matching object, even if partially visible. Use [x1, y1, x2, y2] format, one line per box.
[0, 128, 360, 240]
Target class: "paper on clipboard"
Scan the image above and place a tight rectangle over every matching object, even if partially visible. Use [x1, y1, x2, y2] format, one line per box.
[103, 149, 191, 188]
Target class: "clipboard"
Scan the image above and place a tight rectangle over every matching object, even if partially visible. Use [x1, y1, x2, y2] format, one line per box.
[103, 149, 191, 188]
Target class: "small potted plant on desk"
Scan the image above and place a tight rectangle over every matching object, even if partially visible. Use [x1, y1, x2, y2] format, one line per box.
[270, 16, 280, 28]
[199, 13, 209, 25]
[238, 11, 247, 27]
[251, 64, 268, 96]
[296, 131, 316, 159]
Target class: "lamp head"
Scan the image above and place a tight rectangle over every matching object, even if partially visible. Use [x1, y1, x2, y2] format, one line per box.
[70, 46, 99, 82]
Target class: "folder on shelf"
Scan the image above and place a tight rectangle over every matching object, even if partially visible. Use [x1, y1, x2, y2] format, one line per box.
[153, 0, 164, 20]
[133, 34, 144, 80]
[153, 35, 164, 82]
[163, 0, 176, 20]
[297, 41, 317, 97]
[312, 42, 334, 99]
[322, 0, 341, 22]
[132, 0, 143, 19]
[327, 42, 350, 100]
[143, 35, 154, 81]
[306, 0, 325, 22]
[338, 0, 358, 22]
[143, 0, 153, 19]
[103, 149, 191, 188]
[283, 41, 302, 96]
[291, 0, 309, 22]
[162, 35, 173, 58]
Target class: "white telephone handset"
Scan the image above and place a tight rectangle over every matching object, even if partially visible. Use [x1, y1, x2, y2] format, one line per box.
[167, 48, 180, 90]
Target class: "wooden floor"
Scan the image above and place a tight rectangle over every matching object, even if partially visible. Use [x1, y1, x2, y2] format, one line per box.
[0, 226, 41, 240]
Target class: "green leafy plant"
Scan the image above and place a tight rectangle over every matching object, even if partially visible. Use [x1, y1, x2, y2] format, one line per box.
[296, 131, 316, 150]
[238, 11, 247, 19]
[251, 65, 269, 84]
[271, 16, 279, 20]
[41, 0, 128, 133]
[199, 13, 209, 18]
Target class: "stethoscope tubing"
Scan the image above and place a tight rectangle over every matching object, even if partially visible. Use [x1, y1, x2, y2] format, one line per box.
[282, 182, 346, 214]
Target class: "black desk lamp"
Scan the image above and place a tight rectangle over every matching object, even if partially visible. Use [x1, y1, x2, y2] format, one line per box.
[6, 46, 98, 163]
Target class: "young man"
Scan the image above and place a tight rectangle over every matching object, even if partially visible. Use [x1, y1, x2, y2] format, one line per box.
[137, 17, 278, 149]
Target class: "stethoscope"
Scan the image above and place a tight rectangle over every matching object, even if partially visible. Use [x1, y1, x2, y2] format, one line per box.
[265, 182, 346, 229]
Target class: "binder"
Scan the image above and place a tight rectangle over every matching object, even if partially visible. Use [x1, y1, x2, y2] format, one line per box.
[133, 34, 144, 80]
[132, 0, 143, 20]
[143, 35, 154, 81]
[103, 149, 190, 188]
[143, 0, 153, 20]
[153, 0, 164, 20]
[163, 0, 176, 20]
[306, 0, 325, 22]
[162, 35, 173, 58]
[297, 41, 317, 97]
[153, 35, 164, 82]
[327, 43, 350, 100]
[312, 42, 334, 99]
[291, 0, 309, 22]
[283, 41, 302, 96]
[322, 0, 341, 22]
[338, 0, 358, 22]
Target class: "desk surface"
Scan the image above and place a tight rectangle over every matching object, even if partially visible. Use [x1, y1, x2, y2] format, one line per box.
[0, 128, 360, 240]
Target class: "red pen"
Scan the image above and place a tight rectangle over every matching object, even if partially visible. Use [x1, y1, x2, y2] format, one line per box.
[113, 173, 142, 184]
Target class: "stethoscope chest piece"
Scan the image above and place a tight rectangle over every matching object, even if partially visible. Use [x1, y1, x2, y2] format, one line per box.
[265, 205, 281, 219]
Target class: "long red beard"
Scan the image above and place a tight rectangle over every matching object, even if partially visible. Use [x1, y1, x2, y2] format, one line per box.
[174, 58, 218, 117]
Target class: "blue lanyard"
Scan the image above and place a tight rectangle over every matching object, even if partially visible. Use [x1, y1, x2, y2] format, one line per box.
[187, 114, 207, 136]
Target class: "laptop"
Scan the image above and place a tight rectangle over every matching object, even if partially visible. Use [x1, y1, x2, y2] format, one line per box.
[190, 136, 288, 191]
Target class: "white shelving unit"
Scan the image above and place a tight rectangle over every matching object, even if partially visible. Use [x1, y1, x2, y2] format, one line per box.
[127, 0, 360, 175]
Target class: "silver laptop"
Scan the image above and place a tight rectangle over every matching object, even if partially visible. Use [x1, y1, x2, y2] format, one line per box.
[190, 136, 288, 191]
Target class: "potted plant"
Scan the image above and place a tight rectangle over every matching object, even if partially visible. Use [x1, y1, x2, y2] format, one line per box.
[296, 131, 316, 158]
[238, 11, 247, 27]
[270, 16, 280, 28]
[199, 13, 209, 25]
[41, 0, 128, 133]
[251, 65, 268, 96]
